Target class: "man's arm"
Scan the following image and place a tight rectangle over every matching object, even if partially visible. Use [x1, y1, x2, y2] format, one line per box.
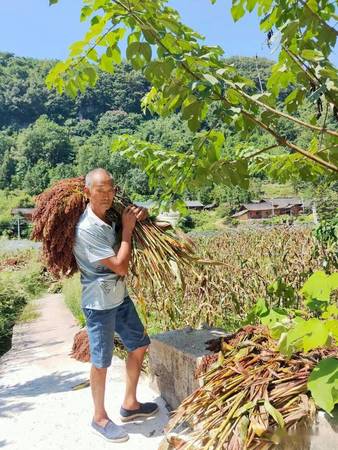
[99, 205, 138, 276]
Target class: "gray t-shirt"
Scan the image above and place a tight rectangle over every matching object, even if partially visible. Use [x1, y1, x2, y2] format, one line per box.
[73, 205, 128, 310]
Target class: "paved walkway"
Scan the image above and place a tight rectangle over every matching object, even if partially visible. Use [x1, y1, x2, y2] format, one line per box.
[0, 294, 170, 449]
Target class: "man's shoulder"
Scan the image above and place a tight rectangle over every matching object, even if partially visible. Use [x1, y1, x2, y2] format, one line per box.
[75, 209, 97, 237]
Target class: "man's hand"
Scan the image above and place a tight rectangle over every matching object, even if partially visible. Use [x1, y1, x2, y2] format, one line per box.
[122, 206, 137, 235]
[133, 206, 149, 222]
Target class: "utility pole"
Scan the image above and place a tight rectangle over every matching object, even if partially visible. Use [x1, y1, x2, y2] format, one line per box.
[17, 216, 21, 239]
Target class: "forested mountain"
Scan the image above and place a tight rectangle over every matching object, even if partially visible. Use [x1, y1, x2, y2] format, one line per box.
[1, 52, 334, 205]
[0, 52, 277, 198]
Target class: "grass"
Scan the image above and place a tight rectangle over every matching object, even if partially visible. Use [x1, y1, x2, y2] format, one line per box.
[18, 299, 40, 323]
[62, 273, 85, 327]
[261, 182, 298, 198]
[0, 249, 50, 356]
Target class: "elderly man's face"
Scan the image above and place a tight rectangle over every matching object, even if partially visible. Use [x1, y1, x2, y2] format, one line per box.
[85, 173, 116, 213]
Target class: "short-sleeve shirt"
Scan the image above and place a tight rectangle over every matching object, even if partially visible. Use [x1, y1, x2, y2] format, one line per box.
[73, 205, 128, 310]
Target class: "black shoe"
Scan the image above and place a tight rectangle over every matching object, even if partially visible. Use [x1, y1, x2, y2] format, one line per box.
[120, 402, 159, 422]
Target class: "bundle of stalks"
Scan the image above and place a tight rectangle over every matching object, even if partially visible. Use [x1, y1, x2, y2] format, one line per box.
[32, 176, 87, 278]
[168, 325, 338, 450]
[70, 328, 127, 363]
[32, 176, 201, 284]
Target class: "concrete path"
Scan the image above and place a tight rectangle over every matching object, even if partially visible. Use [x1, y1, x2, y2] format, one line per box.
[0, 294, 170, 449]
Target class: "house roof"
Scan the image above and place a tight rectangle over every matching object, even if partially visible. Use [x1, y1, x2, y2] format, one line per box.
[242, 203, 274, 211]
[262, 197, 303, 208]
[135, 200, 205, 209]
[185, 200, 204, 208]
[232, 210, 249, 217]
[11, 208, 36, 216]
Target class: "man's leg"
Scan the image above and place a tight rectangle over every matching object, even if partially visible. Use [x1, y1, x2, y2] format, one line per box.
[82, 308, 116, 426]
[122, 344, 148, 410]
[90, 365, 109, 426]
[116, 297, 157, 420]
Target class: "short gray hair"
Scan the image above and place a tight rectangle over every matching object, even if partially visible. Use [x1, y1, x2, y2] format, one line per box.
[85, 168, 114, 189]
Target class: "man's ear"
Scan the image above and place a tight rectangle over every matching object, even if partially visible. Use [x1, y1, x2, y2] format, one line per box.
[84, 186, 90, 200]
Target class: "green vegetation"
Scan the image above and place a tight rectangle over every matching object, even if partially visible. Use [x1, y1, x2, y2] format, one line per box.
[62, 273, 85, 328]
[0, 250, 50, 356]
[48, 0, 337, 211]
[0, 190, 34, 238]
[0, 52, 287, 210]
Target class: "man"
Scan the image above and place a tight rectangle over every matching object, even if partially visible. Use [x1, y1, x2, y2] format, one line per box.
[73, 168, 158, 443]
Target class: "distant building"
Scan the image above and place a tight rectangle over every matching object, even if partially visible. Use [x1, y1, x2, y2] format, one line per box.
[135, 200, 212, 211]
[232, 198, 311, 221]
[11, 208, 35, 221]
[184, 200, 205, 211]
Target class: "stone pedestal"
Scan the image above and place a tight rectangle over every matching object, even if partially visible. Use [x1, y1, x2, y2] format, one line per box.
[148, 327, 228, 410]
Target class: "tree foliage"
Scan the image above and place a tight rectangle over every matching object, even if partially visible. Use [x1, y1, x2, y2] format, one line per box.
[46, 0, 338, 206]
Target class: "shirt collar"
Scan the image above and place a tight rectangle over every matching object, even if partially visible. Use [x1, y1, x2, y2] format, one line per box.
[87, 204, 112, 228]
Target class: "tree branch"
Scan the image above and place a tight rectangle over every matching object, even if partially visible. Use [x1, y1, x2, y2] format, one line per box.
[224, 79, 338, 138]
[98, 1, 338, 173]
[283, 46, 338, 109]
[299, 0, 338, 37]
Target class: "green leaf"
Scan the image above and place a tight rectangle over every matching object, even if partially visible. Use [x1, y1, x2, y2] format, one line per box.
[99, 54, 114, 73]
[126, 42, 152, 69]
[264, 399, 285, 428]
[227, 88, 242, 105]
[65, 79, 77, 97]
[83, 67, 97, 86]
[260, 307, 289, 328]
[322, 305, 338, 319]
[110, 47, 122, 65]
[246, 0, 258, 13]
[49, 0, 59, 5]
[302, 319, 329, 352]
[105, 28, 125, 46]
[231, 1, 245, 22]
[80, 6, 92, 22]
[87, 48, 98, 62]
[203, 74, 219, 85]
[301, 271, 332, 303]
[301, 49, 324, 62]
[260, 7, 277, 31]
[325, 320, 338, 340]
[308, 358, 338, 413]
[233, 401, 255, 418]
[69, 41, 84, 57]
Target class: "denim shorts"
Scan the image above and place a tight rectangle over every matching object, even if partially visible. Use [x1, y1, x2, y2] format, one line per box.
[82, 296, 150, 368]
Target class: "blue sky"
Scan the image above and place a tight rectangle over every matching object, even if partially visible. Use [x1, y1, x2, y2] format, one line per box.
[0, 0, 336, 65]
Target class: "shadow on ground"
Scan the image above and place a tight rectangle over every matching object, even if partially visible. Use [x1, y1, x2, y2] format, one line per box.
[0, 370, 89, 417]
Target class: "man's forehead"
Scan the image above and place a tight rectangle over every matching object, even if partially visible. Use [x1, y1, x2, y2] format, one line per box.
[91, 175, 114, 186]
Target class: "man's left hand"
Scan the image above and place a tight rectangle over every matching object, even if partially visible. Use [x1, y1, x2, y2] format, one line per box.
[131, 206, 149, 222]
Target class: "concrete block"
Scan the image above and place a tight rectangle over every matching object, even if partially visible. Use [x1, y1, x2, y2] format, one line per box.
[148, 327, 228, 410]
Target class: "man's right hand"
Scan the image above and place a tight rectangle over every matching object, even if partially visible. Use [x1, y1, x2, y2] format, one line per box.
[122, 206, 137, 235]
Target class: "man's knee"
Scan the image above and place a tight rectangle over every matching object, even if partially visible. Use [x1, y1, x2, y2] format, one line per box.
[129, 344, 149, 357]
[91, 364, 109, 371]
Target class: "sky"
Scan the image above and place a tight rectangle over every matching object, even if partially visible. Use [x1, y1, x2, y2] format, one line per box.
[0, 0, 336, 65]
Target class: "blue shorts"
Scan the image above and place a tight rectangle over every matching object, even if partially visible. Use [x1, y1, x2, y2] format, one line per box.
[82, 296, 150, 368]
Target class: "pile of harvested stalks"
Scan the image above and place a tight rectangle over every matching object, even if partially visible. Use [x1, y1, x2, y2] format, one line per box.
[168, 325, 338, 450]
[31, 176, 201, 286]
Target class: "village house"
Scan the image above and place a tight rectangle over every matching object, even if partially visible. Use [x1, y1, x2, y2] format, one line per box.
[232, 198, 311, 221]
[11, 208, 36, 221]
